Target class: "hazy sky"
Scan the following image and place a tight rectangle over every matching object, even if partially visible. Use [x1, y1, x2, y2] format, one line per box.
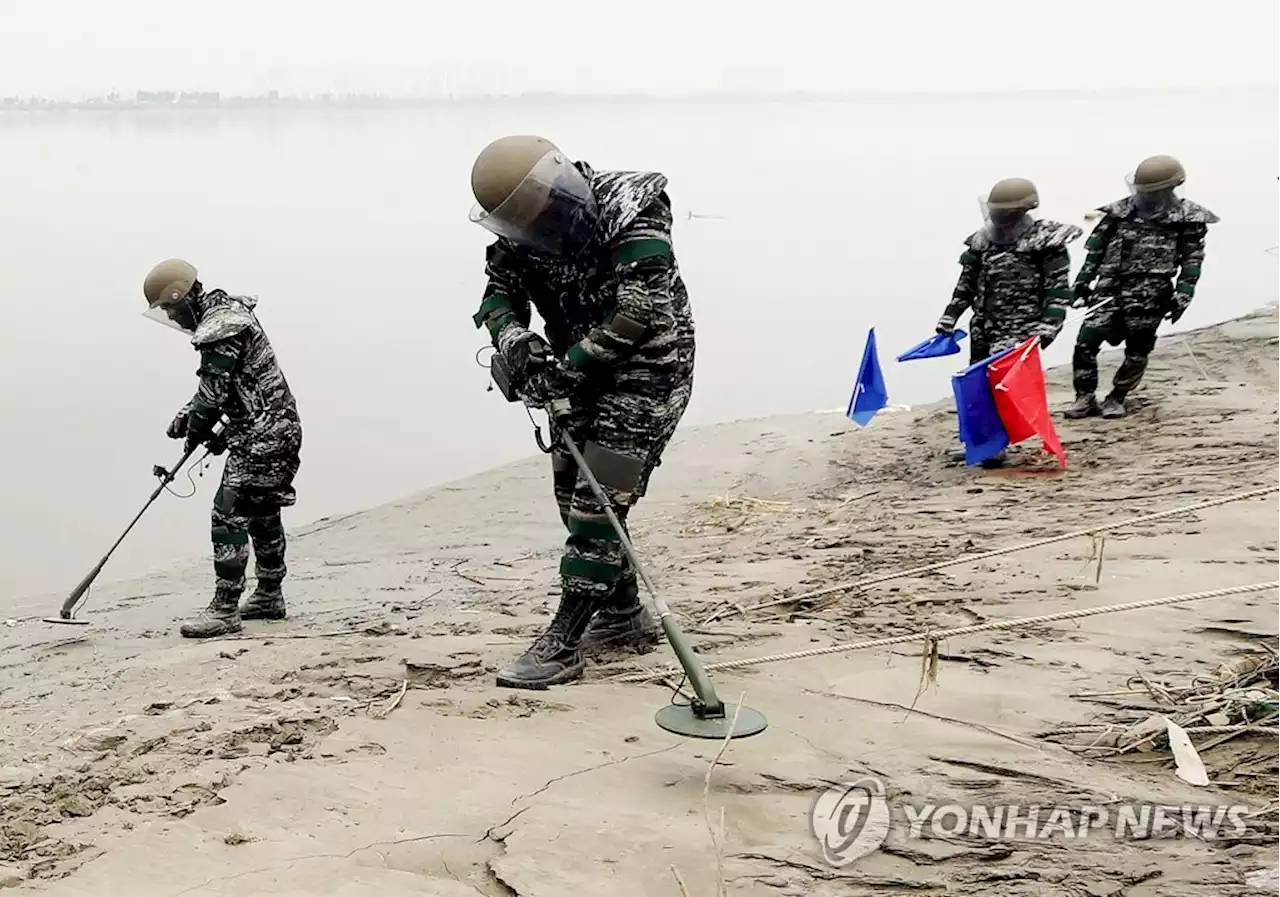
[1, 0, 1276, 98]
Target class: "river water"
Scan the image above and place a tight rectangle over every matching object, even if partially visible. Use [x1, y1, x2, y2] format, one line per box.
[1, 89, 1276, 602]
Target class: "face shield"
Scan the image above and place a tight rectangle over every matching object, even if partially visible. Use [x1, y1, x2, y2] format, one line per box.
[1125, 171, 1178, 217]
[469, 151, 599, 257]
[142, 294, 199, 333]
[977, 196, 1033, 245]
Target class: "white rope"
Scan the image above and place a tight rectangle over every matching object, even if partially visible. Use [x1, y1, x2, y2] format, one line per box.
[1040, 725, 1278, 737]
[715, 485, 1277, 622]
[1062, 294, 1116, 328]
[617, 581, 1278, 683]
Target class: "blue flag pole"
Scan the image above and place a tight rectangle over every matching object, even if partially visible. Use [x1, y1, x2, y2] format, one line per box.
[896, 329, 968, 363]
[847, 328, 888, 428]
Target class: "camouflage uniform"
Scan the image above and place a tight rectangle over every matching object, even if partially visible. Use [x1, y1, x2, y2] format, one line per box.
[1069, 195, 1219, 406]
[473, 158, 695, 687]
[937, 219, 1083, 364]
[171, 289, 303, 637]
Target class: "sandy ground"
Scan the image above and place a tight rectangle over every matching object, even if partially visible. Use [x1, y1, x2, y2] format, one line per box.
[2, 307, 1277, 897]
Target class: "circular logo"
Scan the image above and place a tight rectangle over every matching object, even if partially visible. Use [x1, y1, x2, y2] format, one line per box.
[810, 777, 891, 867]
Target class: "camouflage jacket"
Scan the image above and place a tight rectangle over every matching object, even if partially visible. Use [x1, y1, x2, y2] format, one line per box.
[1074, 196, 1219, 314]
[473, 162, 696, 398]
[938, 219, 1083, 344]
[180, 290, 302, 455]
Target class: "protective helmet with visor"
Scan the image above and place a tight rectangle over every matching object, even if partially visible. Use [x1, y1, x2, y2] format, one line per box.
[1125, 154, 1185, 217]
[468, 135, 599, 257]
[142, 258, 200, 333]
[977, 177, 1039, 245]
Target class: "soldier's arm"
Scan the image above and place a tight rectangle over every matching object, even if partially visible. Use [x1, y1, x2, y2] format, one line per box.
[560, 195, 677, 375]
[185, 335, 246, 442]
[1039, 246, 1073, 335]
[937, 249, 980, 331]
[471, 241, 533, 350]
[1173, 223, 1209, 312]
[1074, 216, 1117, 288]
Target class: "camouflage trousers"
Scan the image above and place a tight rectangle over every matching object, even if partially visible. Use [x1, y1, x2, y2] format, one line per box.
[969, 316, 1043, 365]
[211, 435, 302, 601]
[549, 378, 692, 607]
[1072, 281, 1171, 397]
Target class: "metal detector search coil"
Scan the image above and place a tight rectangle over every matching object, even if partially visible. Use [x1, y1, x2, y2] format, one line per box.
[45, 419, 228, 626]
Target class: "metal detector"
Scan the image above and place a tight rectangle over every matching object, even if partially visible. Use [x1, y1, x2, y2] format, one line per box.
[45, 421, 225, 626]
[488, 353, 767, 740]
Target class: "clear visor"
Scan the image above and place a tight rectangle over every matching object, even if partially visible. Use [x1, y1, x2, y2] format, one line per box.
[468, 151, 598, 256]
[977, 196, 1033, 243]
[1125, 171, 1178, 215]
[142, 295, 198, 333]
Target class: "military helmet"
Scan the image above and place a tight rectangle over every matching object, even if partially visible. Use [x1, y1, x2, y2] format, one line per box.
[143, 259, 198, 308]
[470, 135, 560, 212]
[467, 134, 599, 257]
[985, 177, 1040, 213]
[1131, 154, 1185, 193]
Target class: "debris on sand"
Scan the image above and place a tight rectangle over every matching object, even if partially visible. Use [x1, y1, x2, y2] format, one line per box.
[1042, 649, 1279, 793]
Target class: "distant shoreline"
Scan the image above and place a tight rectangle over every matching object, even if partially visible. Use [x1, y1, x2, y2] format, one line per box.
[2, 84, 1275, 115]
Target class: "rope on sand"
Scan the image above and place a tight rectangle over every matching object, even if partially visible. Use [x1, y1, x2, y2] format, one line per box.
[706, 485, 1278, 623]
[1039, 724, 1279, 737]
[617, 581, 1278, 683]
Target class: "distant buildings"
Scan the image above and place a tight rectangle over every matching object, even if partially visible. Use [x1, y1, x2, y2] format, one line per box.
[2, 89, 340, 111]
[0, 87, 846, 112]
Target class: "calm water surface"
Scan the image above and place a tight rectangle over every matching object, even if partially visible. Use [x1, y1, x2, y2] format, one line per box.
[2, 89, 1276, 601]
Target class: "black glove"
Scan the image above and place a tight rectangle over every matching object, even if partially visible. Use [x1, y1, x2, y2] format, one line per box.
[1038, 332, 1055, 350]
[167, 409, 189, 439]
[1071, 282, 1093, 309]
[1167, 304, 1186, 324]
[505, 332, 552, 386]
[521, 364, 583, 408]
[183, 414, 217, 456]
[205, 432, 228, 456]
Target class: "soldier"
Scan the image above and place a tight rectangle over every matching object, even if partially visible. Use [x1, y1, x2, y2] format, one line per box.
[936, 177, 1083, 364]
[468, 134, 695, 689]
[935, 178, 1082, 465]
[143, 260, 303, 638]
[1064, 155, 1219, 420]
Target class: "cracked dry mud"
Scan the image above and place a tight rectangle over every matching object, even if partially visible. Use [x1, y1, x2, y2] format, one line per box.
[0, 308, 1277, 896]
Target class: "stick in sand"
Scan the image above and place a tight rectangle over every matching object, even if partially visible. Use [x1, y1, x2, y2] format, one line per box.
[703, 692, 745, 897]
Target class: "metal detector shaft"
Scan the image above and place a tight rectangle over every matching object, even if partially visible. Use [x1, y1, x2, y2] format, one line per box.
[54, 425, 218, 621]
[556, 426, 727, 718]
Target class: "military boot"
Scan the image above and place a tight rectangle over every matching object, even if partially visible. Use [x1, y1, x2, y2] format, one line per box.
[1100, 392, 1127, 419]
[239, 581, 286, 621]
[496, 593, 599, 690]
[1063, 394, 1100, 419]
[179, 587, 244, 639]
[580, 577, 660, 657]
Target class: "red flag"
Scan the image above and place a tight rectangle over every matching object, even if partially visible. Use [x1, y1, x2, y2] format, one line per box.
[987, 338, 1067, 467]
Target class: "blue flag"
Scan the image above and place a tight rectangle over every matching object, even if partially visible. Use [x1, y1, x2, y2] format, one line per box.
[950, 346, 1015, 465]
[847, 328, 888, 428]
[896, 329, 968, 362]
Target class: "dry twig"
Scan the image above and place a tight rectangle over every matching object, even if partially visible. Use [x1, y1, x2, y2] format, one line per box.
[669, 865, 693, 897]
[369, 679, 409, 720]
[703, 692, 746, 897]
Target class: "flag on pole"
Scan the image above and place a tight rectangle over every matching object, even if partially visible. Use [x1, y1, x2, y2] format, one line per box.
[896, 329, 968, 362]
[847, 328, 888, 428]
[951, 347, 1014, 465]
[989, 337, 1066, 467]
[950, 337, 1066, 467]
